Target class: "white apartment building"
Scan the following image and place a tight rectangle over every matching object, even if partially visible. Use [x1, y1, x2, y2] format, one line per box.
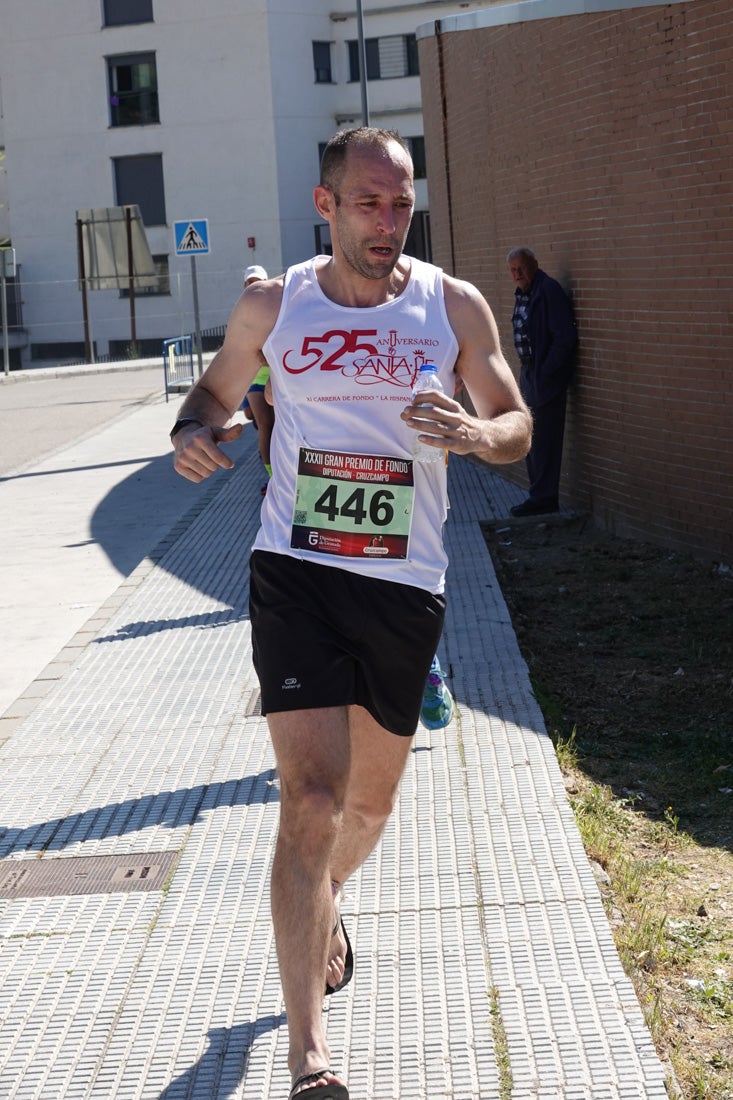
[0, 0, 492, 368]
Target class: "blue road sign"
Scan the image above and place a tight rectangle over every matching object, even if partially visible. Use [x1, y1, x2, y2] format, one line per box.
[174, 219, 210, 256]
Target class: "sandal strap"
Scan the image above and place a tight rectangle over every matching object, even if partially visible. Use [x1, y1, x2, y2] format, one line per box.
[289, 1067, 331, 1098]
[331, 883, 343, 936]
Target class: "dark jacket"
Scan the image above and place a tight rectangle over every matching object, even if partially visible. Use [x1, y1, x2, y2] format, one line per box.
[519, 269, 577, 409]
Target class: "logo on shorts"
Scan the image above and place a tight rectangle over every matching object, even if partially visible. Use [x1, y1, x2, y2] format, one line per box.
[282, 676, 301, 691]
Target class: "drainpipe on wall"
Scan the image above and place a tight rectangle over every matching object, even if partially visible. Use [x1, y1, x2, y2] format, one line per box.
[435, 19, 456, 275]
[356, 0, 370, 125]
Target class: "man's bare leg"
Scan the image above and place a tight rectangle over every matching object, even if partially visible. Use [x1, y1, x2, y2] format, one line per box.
[268, 706, 351, 1090]
[269, 703, 414, 1090]
[326, 704, 414, 990]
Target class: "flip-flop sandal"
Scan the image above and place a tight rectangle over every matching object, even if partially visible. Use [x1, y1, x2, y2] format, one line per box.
[324, 915, 353, 996]
[288, 1067, 349, 1099]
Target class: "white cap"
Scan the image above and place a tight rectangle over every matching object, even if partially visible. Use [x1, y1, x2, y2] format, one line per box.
[243, 264, 268, 285]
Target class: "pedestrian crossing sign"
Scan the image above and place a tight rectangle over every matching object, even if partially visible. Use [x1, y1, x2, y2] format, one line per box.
[174, 219, 210, 256]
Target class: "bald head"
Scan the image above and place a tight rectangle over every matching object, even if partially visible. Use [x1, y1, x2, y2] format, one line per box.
[320, 127, 413, 199]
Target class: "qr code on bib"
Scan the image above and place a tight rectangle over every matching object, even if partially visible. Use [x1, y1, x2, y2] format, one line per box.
[293, 510, 307, 525]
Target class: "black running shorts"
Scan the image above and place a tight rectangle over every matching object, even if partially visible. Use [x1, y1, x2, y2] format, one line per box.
[249, 550, 446, 737]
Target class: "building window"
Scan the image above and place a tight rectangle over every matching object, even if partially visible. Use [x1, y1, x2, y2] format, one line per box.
[348, 34, 419, 82]
[109, 337, 164, 358]
[406, 34, 420, 76]
[348, 39, 378, 82]
[32, 341, 90, 362]
[103, 0, 153, 27]
[120, 254, 170, 298]
[405, 212, 431, 263]
[317, 141, 327, 183]
[406, 136, 426, 180]
[314, 223, 332, 256]
[113, 154, 166, 226]
[312, 41, 333, 84]
[2, 263, 24, 330]
[108, 53, 159, 127]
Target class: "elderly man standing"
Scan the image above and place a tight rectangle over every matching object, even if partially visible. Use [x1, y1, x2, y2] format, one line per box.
[507, 247, 577, 517]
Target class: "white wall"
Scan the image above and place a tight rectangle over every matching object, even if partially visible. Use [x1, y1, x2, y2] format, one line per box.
[267, 3, 338, 269]
[0, 0, 493, 364]
[0, 0, 282, 361]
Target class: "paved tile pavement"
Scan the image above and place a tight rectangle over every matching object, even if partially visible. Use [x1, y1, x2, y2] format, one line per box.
[0, 364, 222, 715]
[0, 413, 670, 1098]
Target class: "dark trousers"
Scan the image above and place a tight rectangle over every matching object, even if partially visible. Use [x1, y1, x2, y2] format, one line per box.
[526, 391, 567, 505]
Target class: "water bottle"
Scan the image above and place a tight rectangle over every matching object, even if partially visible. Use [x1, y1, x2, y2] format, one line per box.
[411, 363, 444, 463]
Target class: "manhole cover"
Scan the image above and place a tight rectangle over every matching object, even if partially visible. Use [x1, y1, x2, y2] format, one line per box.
[0, 851, 180, 899]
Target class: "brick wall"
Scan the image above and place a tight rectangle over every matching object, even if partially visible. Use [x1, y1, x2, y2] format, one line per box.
[420, 0, 732, 562]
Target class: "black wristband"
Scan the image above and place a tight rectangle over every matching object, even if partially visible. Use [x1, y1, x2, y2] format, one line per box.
[170, 417, 203, 440]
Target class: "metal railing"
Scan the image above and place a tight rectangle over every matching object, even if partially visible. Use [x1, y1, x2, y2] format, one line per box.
[162, 334, 195, 402]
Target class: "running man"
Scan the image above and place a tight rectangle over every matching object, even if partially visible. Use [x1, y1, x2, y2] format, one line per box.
[171, 127, 531, 1100]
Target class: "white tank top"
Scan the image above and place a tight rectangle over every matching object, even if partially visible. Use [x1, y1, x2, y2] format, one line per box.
[254, 255, 459, 594]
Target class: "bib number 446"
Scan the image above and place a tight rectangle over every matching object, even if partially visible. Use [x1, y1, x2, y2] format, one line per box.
[314, 485, 395, 527]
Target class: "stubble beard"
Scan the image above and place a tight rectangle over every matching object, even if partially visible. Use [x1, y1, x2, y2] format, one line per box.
[337, 217, 404, 282]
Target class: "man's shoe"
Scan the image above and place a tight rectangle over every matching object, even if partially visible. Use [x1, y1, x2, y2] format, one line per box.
[510, 498, 559, 517]
[421, 656, 454, 730]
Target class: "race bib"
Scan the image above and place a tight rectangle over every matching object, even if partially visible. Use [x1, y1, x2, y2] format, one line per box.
[290, 447, 414, 559]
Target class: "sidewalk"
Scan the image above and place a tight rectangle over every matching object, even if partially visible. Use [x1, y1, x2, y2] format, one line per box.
[0, 391, 670, 1099]
[0, 363, 229, 715]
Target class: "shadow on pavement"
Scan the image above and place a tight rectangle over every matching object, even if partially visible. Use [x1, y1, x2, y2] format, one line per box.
[0, 771, 279, 858]
[158, 1015, 286, 1100]
[92, 609, 247, 644]
[88, 430, 256, 602]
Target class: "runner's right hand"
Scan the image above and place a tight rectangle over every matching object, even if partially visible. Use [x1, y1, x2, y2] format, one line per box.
[172, 422, 243, 483]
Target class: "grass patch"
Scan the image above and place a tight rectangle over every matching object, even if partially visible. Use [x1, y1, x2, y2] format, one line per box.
[489, 986, 513, 1099]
